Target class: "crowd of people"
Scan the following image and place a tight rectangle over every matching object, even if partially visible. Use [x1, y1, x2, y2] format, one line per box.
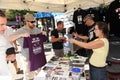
[0, 10, 47, 80]
[0, 5, 119, 80]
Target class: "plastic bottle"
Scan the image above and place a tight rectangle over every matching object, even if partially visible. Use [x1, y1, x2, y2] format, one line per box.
[71, 68, 81, 80]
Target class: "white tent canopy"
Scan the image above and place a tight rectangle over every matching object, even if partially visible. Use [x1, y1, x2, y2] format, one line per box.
[0, 0, 114, 12]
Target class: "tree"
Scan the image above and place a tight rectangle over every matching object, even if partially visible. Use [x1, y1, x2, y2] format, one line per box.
[6, 9, 36, 21]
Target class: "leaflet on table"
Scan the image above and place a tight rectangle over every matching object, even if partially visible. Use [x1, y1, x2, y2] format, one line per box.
[70, 56, 87, 62]
[43, 62, 58, 71]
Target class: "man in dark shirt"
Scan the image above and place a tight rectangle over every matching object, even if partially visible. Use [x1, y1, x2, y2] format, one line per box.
[72, 14, 97, 58]
[51, 21, 66, 58]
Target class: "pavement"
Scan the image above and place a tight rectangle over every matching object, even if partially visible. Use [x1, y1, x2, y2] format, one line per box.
[7, 42, 54, 80]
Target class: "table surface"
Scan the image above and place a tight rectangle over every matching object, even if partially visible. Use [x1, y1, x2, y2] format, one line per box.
[34, 56, 90, 80]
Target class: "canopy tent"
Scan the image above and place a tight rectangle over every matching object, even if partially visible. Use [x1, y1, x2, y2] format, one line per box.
[0, 0, 114, 12]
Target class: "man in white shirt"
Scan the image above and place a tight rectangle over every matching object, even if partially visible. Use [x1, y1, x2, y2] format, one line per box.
[0, 10, 13, 79]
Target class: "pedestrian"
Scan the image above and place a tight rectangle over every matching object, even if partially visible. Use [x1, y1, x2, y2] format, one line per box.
[8, 13, 47, 80]
[50, 21, 66, 58]
[69, 21, 109, 80]
[0, 10, 13, 79]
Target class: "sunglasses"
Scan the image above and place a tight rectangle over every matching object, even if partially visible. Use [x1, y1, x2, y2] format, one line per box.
[28, 21, 35, 23]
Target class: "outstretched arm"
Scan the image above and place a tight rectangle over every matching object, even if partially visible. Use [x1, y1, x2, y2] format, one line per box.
[68, 38, 104, 49]
[8, 33, 30, 42]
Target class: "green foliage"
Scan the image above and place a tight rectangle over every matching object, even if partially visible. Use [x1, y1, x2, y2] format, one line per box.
[6, 9, 36, 21]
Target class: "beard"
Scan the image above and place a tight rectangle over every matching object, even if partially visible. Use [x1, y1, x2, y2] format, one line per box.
[28, 23, 35, 29]
[29, 26, 34, 29]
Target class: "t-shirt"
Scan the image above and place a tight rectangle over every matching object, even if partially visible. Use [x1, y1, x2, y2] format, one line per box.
[23, 33, 47, 71]
[87, 23, 97, 42]
[98, 8, 107, 22]
[90, 38, 109, 67]
[0, 27, 13, 76]
[4, 26, 13, 47]
[73, 9, 88, 35]
[107, 0, 120, 34]
[51, 29, 64, 49]
[86, 8, 99, 21]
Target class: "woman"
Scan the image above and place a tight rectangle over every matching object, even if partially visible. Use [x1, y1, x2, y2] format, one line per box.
[69, 21, 109, 80]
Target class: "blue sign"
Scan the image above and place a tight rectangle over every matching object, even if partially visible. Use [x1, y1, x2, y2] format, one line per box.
[34, 12, 63, 18]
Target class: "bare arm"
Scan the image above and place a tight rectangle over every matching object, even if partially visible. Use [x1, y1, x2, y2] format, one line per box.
[51, 36, 66, 42]
[8, 33, 30, 42]
[13, 40, 18, 51]
[77, 35, 89, 40]
[69, 38, 104, 49]
[72, 32, 88, 40]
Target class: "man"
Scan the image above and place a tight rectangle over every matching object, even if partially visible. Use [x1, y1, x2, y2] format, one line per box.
[8, 13, 47, 80]
[0, 10, 13, 79]
[72, 14, 97, 58]
[51, 21, 66, 58]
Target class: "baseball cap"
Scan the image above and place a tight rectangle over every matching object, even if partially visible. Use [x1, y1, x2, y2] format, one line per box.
[24, 13, 35, 21]
[6, 47, 16, 55]
[83, 14, 94, 22]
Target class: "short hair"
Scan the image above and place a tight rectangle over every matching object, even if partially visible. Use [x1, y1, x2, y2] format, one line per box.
[83, 14, 94, 22]
[0, 10, 6, 17]
[57, 21, 63, 26]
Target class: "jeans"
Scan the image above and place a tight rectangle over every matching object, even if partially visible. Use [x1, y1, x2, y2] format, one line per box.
[90, 64, 106, 80]
[53, 49, 64, 58]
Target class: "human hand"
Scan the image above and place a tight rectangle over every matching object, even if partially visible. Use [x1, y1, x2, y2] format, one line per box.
[72, 32, 78, 37]
[68, 38, 75, 43]
[59, 37, 66, 41]
[41, 31, 46, 35]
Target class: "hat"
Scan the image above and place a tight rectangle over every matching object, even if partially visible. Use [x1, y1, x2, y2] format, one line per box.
[6, 47, 16, 55]
[24, 13, 35, 21]
[83, 14, 94, 22]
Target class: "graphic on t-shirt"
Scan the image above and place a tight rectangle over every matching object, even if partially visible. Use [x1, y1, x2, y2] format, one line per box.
[115, 8, 120, 19]
[89, 31, 94, 40]
[77, 15, 82, 24]
[32, 37, 42, 55]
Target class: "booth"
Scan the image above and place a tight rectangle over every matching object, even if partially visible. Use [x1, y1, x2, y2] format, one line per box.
[34, 54, 90, 80]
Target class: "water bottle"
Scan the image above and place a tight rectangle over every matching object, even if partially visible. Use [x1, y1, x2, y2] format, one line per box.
[71, 68, 81, 80]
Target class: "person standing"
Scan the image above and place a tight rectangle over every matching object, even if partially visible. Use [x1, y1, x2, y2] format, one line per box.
[8, 13, 47, 80]
[51, 21, 66, 58]
[69, 21, 109, 80]
[72, 14, 97, 58]
[0, 10, 13, 79]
